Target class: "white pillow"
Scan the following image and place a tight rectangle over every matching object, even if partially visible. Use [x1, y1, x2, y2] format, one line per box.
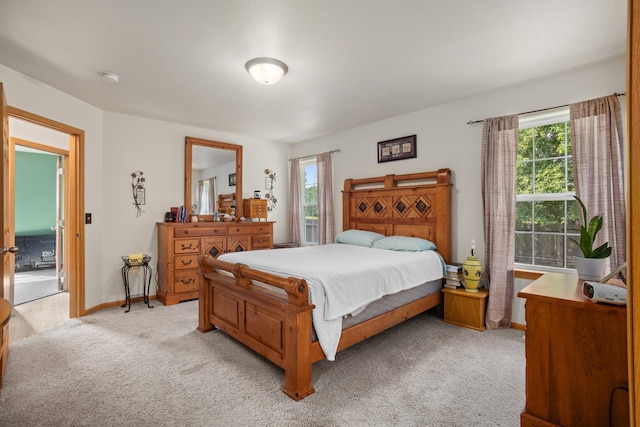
[334, 229, 386, 248]
[373, 236, 436, 252]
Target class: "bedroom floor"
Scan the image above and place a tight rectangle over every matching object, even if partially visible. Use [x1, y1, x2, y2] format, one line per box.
[8, 292, 69, 344]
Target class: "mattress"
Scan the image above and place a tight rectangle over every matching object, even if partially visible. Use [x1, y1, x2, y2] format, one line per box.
[218, 243, 445, 360]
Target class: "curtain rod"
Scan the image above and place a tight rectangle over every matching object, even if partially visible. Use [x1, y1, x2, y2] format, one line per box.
[288, 148, 341, 161]
[466, 92, 626, 125]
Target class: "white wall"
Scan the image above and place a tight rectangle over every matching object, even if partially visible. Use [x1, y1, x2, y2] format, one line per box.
[1, 63, 290, 309]
[290, 54, 627, 324]
[100, 112, 290, 303]
[1, 63, 106, 309]
[2, 55, 626, 319]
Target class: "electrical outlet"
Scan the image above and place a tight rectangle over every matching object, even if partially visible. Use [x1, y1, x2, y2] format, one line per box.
[85, 213, 92, 224]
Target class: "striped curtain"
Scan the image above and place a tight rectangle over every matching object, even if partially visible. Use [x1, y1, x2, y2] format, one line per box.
[288, 158, 302, 244]
[481, 115, 519, 329]
[317, 152, 335, 244]
[570, 95, 626, 275]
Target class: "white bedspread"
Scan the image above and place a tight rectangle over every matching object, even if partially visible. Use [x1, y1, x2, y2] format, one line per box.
[218, 244, 444, 361]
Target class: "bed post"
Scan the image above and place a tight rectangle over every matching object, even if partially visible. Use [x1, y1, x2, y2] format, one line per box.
[197, 254, 215, 333]
[282, 278, 315, 400]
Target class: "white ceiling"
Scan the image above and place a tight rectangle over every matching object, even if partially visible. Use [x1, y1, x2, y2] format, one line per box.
[0, 0, 627, 144]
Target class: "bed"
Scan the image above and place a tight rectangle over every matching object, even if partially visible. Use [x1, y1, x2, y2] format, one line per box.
[197, 169, 452, 400]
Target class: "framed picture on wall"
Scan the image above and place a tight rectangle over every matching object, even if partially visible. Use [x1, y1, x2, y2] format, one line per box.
[377, 135, 417, 163]
[229, 173, 236, 186]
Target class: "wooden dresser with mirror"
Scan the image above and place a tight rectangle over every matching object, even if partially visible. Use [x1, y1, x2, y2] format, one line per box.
[156, 136, 274, 305]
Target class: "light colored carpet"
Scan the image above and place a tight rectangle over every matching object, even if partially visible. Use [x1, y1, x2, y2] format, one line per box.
[14, 268, 61, 306]
[0, 300, 525, 426]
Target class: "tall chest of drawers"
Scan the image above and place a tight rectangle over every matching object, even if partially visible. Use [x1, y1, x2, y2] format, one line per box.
[156, 221, 274, 305]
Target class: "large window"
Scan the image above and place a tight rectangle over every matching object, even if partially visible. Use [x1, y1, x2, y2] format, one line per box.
[515, 109, 580, 270]
[301, 159, 318, 245]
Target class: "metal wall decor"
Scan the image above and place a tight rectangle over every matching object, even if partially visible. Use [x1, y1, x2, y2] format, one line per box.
[131, 170, 146, 217]
[377, 134, 417, 163]
[264, 169, 277, 212]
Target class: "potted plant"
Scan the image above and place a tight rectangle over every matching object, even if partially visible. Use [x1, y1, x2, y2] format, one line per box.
[570, 196, 612, 280]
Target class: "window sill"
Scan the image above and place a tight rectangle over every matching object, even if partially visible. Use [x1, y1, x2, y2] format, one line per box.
[514, 269, 544, 281]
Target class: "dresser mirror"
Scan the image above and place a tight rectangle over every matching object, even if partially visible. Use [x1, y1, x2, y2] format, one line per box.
[184, 137, 243, 221]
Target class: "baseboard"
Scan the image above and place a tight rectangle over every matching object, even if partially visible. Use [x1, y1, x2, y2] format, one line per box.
[510, 322, 526, 331]
[85, 295, 157, 315]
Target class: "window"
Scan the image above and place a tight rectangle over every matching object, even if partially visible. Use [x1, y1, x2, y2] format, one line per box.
[515, 109, 580, 270]
[300, 158, 318, 245]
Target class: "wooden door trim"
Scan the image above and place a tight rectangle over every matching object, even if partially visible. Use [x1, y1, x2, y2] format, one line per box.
[8, 107, 85, 317]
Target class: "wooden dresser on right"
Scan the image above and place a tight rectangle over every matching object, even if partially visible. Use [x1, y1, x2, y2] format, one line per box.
[518, 272, 628, 426]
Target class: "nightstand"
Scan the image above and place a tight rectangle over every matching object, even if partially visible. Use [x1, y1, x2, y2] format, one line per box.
[442, 288, 488, 331]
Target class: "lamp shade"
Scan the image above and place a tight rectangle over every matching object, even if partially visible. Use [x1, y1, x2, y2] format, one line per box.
[245, 57, 288, 85]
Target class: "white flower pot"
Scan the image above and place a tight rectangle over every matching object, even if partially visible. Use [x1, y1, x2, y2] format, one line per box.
[574, 256, 607, 281]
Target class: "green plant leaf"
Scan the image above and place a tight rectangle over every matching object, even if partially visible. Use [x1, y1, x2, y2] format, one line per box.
[591, 242, 612, 259]
[572, 195, 610, 259]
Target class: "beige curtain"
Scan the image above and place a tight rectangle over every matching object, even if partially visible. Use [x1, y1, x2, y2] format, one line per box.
[481, 115, 519, 329]
[288, 158, 301, 244]
[570, 95, 626, 274]
[208, 177, 217, 214]
[317, 152, 335, 244]
[197, 180, 204, 214]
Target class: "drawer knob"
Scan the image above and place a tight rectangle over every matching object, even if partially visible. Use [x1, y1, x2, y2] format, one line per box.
[181, 259, 193, 266]
[181, 243, 194, 250]
[181, 278, 194, 284]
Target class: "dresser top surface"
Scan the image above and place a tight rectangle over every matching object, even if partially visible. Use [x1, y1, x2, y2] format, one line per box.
[518, 272, 626, 311]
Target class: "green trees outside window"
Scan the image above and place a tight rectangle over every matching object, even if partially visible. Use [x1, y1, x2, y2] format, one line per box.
[515, 121, 580, 269]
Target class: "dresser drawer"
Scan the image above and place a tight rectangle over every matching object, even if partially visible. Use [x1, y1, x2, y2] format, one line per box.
[175, 255, 199, 270]
[228, 225, 251, 235]
[228, 224, 272, 235]
[252, 234, 272, 249]
[174, 271, 199, 293]
[174, 239, 199, 254]
[175, 227, 227, 237]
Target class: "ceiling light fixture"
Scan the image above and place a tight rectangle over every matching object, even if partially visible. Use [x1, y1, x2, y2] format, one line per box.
[99, 72, 120, 84]
[245, 58, 288, 85]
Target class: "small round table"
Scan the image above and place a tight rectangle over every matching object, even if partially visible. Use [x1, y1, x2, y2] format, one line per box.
[121, 255, 154, 313]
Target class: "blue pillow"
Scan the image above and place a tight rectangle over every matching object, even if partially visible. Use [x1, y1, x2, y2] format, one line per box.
[373, 236, 436, 252]
[334, 229, 386, 248]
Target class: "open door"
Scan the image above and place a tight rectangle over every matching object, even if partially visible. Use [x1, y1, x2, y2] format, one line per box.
[0, 83, 19, 301]
[54, 155, 65, 291]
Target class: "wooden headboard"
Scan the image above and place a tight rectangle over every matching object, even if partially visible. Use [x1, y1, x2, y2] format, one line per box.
[342, 169, 452, 263]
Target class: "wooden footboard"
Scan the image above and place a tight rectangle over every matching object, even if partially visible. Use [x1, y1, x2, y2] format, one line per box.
[197, 253, 442, 400]
[198, 253, 316, 400]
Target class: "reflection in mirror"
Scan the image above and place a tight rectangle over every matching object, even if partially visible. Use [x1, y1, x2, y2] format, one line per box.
[191, 146, 235, 215]
[184, 137, 243, 222]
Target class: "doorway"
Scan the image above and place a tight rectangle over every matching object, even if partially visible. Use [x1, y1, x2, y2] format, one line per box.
[7, 106, 85, 319]
[12, 137, 68, 306]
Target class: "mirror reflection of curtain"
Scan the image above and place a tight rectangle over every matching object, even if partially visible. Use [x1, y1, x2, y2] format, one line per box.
[198, 177, 217, 215]
[208, 177, 217, 214]
[197, 180, 204, 214]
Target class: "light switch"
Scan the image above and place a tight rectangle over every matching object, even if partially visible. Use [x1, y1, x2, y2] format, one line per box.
[85, 213, 92, 224]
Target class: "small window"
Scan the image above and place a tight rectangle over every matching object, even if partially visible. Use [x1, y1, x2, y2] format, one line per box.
[300, 159, 318, 245]
[515, 108, 580, 270]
